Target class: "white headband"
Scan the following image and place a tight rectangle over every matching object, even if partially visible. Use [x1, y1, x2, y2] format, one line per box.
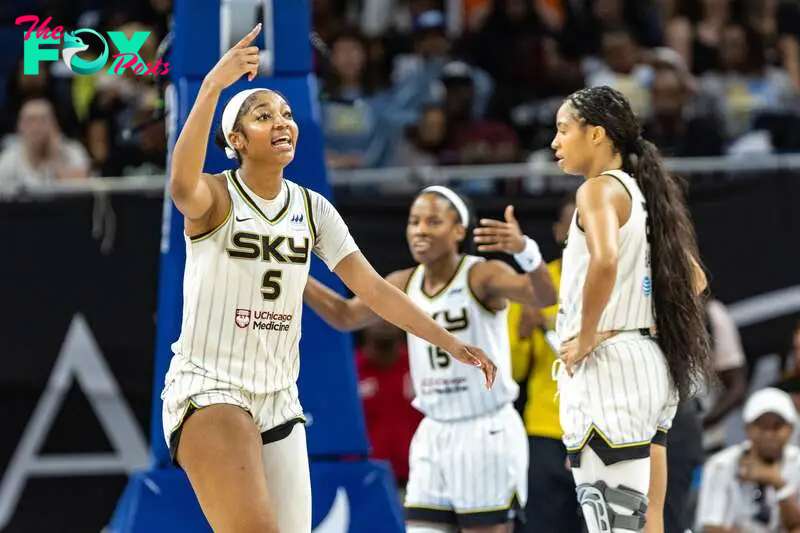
[221, 88, 270, 159]
[422, 186, 469, 227]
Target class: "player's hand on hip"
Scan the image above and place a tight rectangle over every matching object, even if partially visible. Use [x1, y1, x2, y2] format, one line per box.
[559, 337, 594, 376]
[204, 24, 262, 88]
[451, 343, 497, 389]
[473, 205, 525, 254]
[560, 332, 616, 375]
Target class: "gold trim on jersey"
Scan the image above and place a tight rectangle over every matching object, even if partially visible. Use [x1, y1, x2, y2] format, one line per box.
[419, 255, 468, 300]
[299, 187, 317, 246]
[565, 423, 653, 453]
[189, 203, 233, 243]
[228, 170, 292, 225]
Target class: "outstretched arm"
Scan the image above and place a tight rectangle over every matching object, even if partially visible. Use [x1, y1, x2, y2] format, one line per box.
[303, 269, 410, 332]
[472, 205, 557, 307]
[331, 252, 496, 386]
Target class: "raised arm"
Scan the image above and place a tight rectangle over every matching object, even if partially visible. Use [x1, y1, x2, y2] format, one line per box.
[169, 24, 261, 222]
[472, 205, 557, 307]
[303, 269, 411, 332]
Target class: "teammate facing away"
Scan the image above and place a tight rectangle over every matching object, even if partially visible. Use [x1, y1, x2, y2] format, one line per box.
[549, 85, 712, 533]
[304, 186, 557, 533]
[161, 25, 497, 533]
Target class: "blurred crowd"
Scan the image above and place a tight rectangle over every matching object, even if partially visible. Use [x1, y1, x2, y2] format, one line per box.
[0, 0, 171, 197]
[1, 0, 800, 197]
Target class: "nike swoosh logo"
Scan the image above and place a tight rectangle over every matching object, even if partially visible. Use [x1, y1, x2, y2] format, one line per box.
[489, 430, 503, 435]
[235, 216, 253, 222]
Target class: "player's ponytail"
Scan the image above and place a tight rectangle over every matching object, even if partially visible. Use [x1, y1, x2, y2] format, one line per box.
[568, 86, 713, 401]
[632, 136, 713, 400]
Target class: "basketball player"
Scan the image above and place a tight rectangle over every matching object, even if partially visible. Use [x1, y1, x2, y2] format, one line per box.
[304, 186, 557, 533]
[161, 25, 497, 533]
[549, 86, 712, 533]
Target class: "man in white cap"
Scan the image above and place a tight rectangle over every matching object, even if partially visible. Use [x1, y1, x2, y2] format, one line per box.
[696, 387, 800, 532]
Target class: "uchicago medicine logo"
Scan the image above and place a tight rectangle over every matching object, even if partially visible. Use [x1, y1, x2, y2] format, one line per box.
[16, 15, 170, 76]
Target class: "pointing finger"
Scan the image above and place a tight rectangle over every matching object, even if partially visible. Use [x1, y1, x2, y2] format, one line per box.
[504, 205, 516, 223]
[235, 23, 262, 48]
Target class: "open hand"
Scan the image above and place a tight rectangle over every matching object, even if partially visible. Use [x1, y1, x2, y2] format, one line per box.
[450, 343, 497, 389]
[205, 24, 262, 88]
[473, 205, 525, 254]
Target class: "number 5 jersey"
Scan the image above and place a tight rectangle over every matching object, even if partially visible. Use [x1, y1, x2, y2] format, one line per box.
[168, 170, 359, 395]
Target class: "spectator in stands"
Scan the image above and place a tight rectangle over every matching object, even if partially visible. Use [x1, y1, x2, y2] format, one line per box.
[667, 0, 733, 75]
[391, 104, 448, 167]
[0, 56, 80, 141]
[355, 320, 423, 493]
[436, 61, 519, 166]
[585, 25, 654, 116]
[390, 10, 493, 125]
[642, 63, 727, 156]
[105, 87, 166, 177]
[508, 197, 583, 533]
[700, 298, 749, 455]
[463, 0, 547, 92]
[558, 0, 663, 61]
[696, 387, 800, 532]
[0, 98, 90, 197]
[84, 22, 159, 175]
[742, 0, 800, 90]
[320, 29, 396, 169]
[700, 23, 797, 143]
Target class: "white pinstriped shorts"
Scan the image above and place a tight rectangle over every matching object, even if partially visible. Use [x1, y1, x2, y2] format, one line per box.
[404, 403, 529, 527]
[556, 331, 678, 465]
[160, 358, 304, 463]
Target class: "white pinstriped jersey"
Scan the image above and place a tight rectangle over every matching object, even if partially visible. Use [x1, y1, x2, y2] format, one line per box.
[405, 255, 518, 421]
[556, 169, 655, 341]
[167, 171, 358, 394]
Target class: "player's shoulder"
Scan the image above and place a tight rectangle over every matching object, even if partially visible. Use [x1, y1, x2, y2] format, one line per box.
[387, 267, 417, 292]
[469, 256, 512, 278]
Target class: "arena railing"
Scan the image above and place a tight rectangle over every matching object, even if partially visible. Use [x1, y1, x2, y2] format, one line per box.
[5, 153, 800, 199]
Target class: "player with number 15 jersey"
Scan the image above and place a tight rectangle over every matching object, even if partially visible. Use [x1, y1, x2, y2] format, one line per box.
[305, 185, 557, 532]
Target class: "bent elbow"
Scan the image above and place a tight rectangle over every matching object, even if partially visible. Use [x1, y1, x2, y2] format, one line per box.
[591, 255, 618, 274]
[539, 286, 558, 308]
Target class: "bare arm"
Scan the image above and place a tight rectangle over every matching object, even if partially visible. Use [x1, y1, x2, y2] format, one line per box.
[574, 178, 621, 346]
[169, 25, 261, 221]
[703, 367, 747, 428]
[472, 205, 558, 308]
[333, 251, 496, 386]
[303, 269, 410, 332]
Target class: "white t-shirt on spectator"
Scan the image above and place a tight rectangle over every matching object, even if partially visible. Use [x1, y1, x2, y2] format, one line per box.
[0, 139, 90, 198]
[697, 442, 800, 533]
